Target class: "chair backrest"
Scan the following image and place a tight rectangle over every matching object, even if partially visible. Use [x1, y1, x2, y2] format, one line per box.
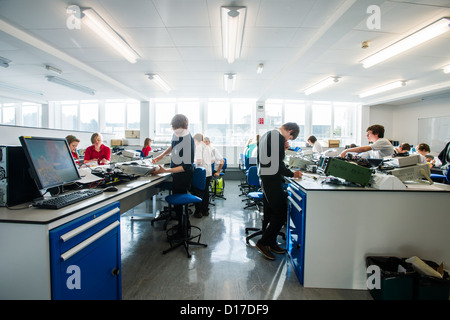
[192, 167, 206, 191]
[247, 166, 260, 187]
[222, 158, 227, 171]
[446, 167, 450, 183]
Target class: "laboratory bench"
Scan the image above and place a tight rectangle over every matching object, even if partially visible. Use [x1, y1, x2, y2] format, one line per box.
[0, 173, 169, 300]
[285, 173, 450, 290]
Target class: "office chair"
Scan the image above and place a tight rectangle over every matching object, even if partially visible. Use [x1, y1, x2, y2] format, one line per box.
[243, 166, 262, 210]
[430, 167, 450, 184]
[244, 166, 285, 245]
[210, 158, 227, 201]
[163, 167, 208, 258]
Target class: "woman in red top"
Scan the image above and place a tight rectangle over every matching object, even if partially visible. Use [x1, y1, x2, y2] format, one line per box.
[142, 137, 152, 157]
[84, 132, 111, 165]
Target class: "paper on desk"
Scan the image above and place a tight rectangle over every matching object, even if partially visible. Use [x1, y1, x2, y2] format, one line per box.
[77, 168, 104, 184]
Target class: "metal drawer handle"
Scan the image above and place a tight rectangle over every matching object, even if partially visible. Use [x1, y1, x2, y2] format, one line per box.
[288, 196, 302, 212]
[60, 221, 120, 261]
[60, 207, 120, 242]
[287, 187, 303, 203]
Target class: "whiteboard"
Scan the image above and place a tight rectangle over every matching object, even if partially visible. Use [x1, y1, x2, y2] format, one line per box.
[418, 116, 450, 153]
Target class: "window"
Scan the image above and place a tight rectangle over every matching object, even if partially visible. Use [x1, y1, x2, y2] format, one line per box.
[126, 102, 140, 129]
[22, 103, 40, 127]
[178, 101, 201, 135]
[1, 103, 16, 125]
[231, 102, 253, 146]
[61, 103, 78, 130]
[206, 101, 230, 145]
[333, 103, 356, 146]
[80, 102, 98, 132]
[285, 102, 305, 144]
[105, 101, 125, 135]
[311, 103, 332, 139]
[154, 102, 176, 140]
[265, 103, 282, 128]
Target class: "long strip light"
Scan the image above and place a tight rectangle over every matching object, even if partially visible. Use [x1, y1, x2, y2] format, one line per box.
[224, 73, 236, 93]
[146, 74, 171, 92]
[304, 76, 340, 95]
[361, 17, 450, 68]
[221, 6, 247, 64]
[359, 80, 407, 98]
[82, 8, 139, 63]
[46, 76, 95, 95]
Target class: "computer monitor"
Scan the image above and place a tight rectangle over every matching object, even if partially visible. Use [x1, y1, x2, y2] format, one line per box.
[19, 136, 81, 192]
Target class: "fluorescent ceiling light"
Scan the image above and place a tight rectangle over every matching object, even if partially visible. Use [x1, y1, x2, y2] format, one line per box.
[0, 81, 43, 97]
[361, 17, 450, 68]
[221, 6, 247, 64]
[45, 65, 62, 74]
[359, 80, 407, 98]
[0, 56, 11, 68]
[443, 65, 450, 74]
[256, 63, 264, 74]
[304, 76, 340, 95]
[46, 76, 95, 95]
[81, 8, 140, 63]
[147, 74, 171, 92]
[224, 73, 236, 93]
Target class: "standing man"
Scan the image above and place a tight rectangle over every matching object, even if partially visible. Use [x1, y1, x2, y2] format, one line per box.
[256, 123, 302, 260]
[153, 114, 195, 237]
[340, 124, 393, 159]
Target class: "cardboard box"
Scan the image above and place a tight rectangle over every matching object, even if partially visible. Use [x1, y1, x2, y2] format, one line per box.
[125, 130, 140, 138]
[110, 139, 123, 146]
[327, 139, 340, 147]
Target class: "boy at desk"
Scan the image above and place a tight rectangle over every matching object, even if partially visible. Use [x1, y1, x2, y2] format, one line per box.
[152, 114, 195, 237]
[340, 124, 394, 159]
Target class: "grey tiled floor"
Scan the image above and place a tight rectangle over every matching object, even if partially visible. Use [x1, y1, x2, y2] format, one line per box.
[120, 180, 372, 300]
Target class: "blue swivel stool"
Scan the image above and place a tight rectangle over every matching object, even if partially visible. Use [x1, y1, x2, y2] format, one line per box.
[244, 166, 286, 245]
[163, 168, 208, 258]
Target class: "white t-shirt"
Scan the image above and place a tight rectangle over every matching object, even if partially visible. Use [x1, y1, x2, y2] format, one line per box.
[312, 142, 323, 153]
[194, 142, 212, 177]
[369, 138, 394, 158]
[209, 145, 224, 171]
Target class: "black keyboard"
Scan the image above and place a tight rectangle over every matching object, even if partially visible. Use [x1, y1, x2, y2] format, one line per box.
[34, 189, 104, 209]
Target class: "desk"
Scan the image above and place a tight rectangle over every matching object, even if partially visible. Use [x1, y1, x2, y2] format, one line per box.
[0, 173, 169, 299]
[286, 174, 450, 290]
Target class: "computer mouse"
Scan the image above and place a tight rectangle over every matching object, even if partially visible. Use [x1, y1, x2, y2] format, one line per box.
[104, 186, 118, 192]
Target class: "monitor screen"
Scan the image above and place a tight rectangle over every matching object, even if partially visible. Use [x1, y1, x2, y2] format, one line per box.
[19, 136, 81, 191]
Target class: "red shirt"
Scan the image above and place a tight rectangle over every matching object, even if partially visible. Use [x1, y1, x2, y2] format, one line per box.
[142, 146, 151, 157]
[84, 144, 111, 164]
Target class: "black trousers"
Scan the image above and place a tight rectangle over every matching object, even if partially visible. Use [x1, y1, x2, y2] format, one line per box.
[193, 176, 212, 213]
[259, 175, 287, 246]
[172, 170, 193, 225]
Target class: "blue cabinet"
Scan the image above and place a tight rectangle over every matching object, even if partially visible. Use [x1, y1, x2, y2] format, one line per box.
[287, 183, 306, 284]
[49, 202, 122, 300]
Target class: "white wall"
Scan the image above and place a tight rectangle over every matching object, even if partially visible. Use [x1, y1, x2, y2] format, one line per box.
[366, 95, 450, 153]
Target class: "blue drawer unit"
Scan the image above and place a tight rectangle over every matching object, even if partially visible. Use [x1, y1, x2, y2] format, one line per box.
[287, 183, 306, 285]
[49, 202, 122, 300]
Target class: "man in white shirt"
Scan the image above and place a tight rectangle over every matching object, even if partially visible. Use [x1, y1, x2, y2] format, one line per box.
[340, 124, 394, 159]
[193, 133, 212, 218]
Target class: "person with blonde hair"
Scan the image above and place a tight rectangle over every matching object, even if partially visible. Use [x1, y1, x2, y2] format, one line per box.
[83, 132, 111, 165]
